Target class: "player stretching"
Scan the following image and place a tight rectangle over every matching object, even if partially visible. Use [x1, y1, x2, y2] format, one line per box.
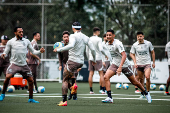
[0, 35, 10, 77]
[102, 29, 152, 104]
[130, 32, 155, 99]
[0, 27, 45, 103]
[58, 31, 80, 100]
[53, 22, 96, 106]
[27, 32, 41, 93]
[165, 41, 170, 95]
[87, 27, 109, 94]
[100, 34, 111, 93]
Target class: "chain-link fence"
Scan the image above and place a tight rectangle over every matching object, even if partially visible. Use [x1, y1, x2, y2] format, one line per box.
[0, 0, 169, 79]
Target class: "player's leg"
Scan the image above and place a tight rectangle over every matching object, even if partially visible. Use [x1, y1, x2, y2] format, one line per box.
[0, 73, 13, 101]
[137, 70, 145, 98]
[88, 70, 94, 94]
[165, 65, 170, 95]
[134, 69, 140, 93]
[144, 65, 151, 92]
[99, 70, 105, 94]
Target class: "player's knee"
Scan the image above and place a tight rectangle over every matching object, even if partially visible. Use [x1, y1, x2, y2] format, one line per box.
[145, 76, 150, 81]
[104, 75, 109, 81]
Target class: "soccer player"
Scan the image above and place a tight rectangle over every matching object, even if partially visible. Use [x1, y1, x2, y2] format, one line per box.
[130, 32, 155, 99]
[58, 31, 79, 100]
[27, 32, 41, 93]
[0, 27, 45, 103]
[0, 35, 10, 77]
[53, 22, 96, 106]
[102, 29, 152, 104]
[99, 34, 111, 93]
[87, 27, 109, 94]
[165, 41, 170, 95]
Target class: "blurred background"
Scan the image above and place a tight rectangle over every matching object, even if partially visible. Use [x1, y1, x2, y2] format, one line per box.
[0, 0, 169, 83]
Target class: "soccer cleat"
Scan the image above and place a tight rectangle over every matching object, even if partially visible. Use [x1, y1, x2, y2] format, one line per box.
[57, 101, 67, 106]
[99, 90, 105, 94]
[145, 92, 152, 103]
[139, 94, 145, 99]
[28, 99, 39, 103]
[73, 94, 77, 100]
[102, 97, 113, 103]
[0, 94, 5, 101]
[90, 91, 95, 94]
[164, 92, 170, 95]
[71, 83, 78, 95]
[27, 90, 38, 93]
[135, 90, 141, 93]
[68, 92, 73, 100]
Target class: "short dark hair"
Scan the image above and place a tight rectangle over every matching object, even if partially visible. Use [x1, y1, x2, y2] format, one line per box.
[33, 32, 40, 37]
[103, 34, 106, 37]
[107, 29, 114, 34]
[14, 27, 22, 32]
[137, 32, 143, 35]
[72, 22, 81, 30]
[62, 31, 70, 36]
[93, 27, 100, 32]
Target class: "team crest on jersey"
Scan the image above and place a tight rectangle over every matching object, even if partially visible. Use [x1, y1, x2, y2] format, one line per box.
[22, 42, 26, 46]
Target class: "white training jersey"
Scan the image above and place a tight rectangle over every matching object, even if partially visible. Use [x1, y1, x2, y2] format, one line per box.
[106, 39, 130, 67]
[102, 41, 112, 62]
[86, 35, 107, 61]
[57, 31, 96, 64]
[130, 40, 154, 65]
[165, 42, 170, 59]
[3, 36, 41, 66]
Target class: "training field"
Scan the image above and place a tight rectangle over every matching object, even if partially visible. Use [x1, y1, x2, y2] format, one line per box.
[0, 82, 169, 113]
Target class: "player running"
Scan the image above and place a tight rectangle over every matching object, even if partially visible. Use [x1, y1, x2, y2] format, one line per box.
[0, 35, 10, 77]
[0, 27, 45, 103]
[102, 29, 152, 104]
[165, 41, 170, 95]
[53, 22, 96, 106]
[86, 27, 109, 94]
[130, 32, 155, 99]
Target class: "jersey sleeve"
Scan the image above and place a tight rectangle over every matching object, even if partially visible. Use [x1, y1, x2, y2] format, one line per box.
[27, 40, 40, 55]
[165, 44, 168, 52]
[130, 45, 135, 54]
[116, 42, 125, 54]
[3, 40, 11, 55]
[149, 42, 154, 51]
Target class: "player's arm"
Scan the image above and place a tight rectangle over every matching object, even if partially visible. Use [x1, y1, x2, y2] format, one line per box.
[150, 42, 155, 68]
[85, 45, 89, 60]
[55, 35, 76, 52]
[27, 40, 44, 54]
[58, 52, 63, 71]
[98, 40, 107, 59]
[87, 40, 96, 63]
[30, 52, 41, 63]
[151, 50, 155, 68]
[2, 40, 11, 59]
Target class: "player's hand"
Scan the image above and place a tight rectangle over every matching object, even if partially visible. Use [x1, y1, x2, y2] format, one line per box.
[77, 68, 81, 72]
[134, 63, 138, 68]
[1, 54, 6, 59]
[103, 62, 106, 67]
[152, 63, 155, 68]
[105, 56, 108, 60]
[59, 66, 62, 71]
[116, 67, 122, 76]
[38, 59, 41, 65]
[40, 47, 45, 53]
[53, 48, 57, 52]
[92, 61, 96, 66]
[26, 58, 29, 63]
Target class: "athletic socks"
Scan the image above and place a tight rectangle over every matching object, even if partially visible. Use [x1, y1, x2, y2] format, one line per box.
[143, 90, 148, 95]
[166, 87, 169, 92]
[135, 88, 138, 90]
[29, 95, 33, 99]
[62, 95, 67, 102]
[100, 86, 102, 90]
[90, 87, 93, 92]
[141, 91, 145, 95]
[107, 90, 112, 99]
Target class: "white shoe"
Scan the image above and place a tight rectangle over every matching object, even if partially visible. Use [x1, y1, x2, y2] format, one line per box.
[27, 90, 37, 93]
[135, 90, 141, 93]
[90, 91, 95, 94]
[99, 90, 105, 94]
[102, 97, 113, 103]
[145, 92, 152, 103]
[139, 94, 145, 99]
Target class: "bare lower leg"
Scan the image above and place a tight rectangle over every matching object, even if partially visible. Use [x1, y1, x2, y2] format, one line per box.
[27, 77, 34, 99]
[2, 74, 13, 94]
[166, 76, 170, 92]
[88, 71, 94, 88]
[99, 71, 105, 87]
[145, 68, 151, 92]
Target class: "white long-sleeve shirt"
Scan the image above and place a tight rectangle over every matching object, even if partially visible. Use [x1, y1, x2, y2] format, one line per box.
[57, 31, 96, 64]
[102, 41, 112, 62]
[86, 35, 107, 61]
[3, 36, 40, 66]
